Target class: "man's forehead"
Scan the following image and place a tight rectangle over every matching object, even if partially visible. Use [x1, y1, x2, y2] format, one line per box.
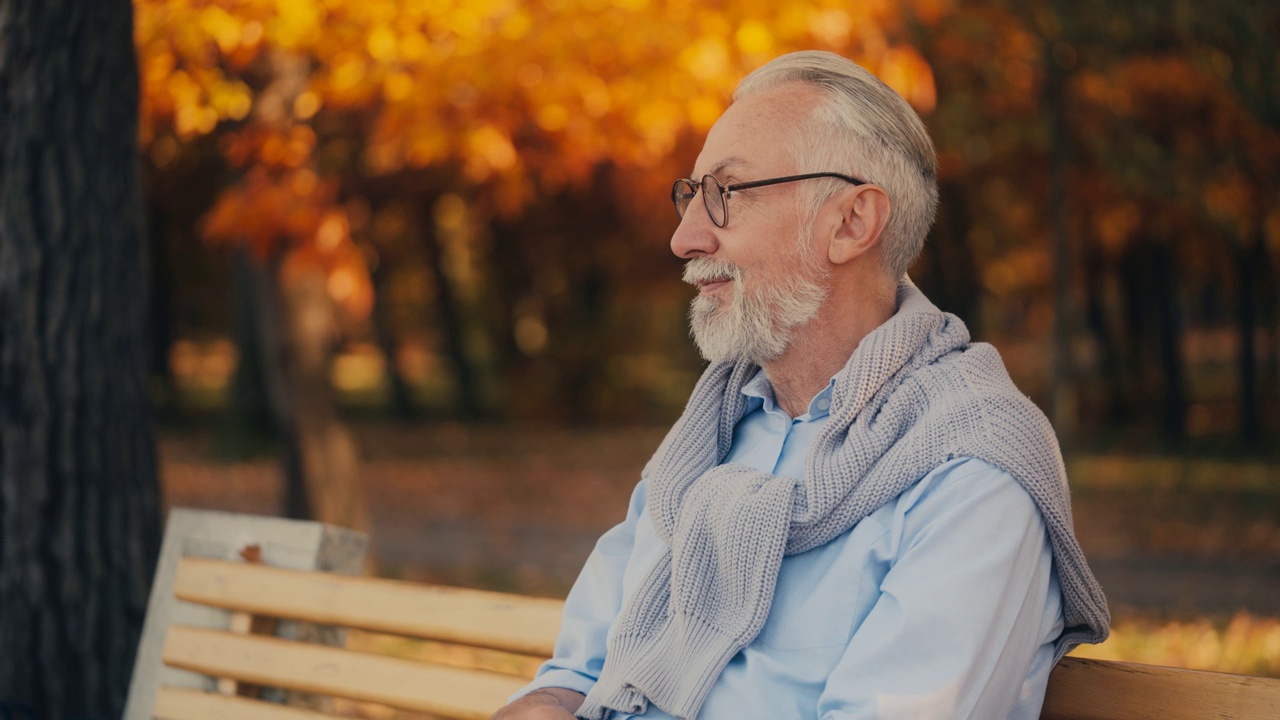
[691, 84, 819, 178]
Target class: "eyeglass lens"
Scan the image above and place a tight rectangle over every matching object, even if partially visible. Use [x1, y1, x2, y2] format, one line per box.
[672, 179, 696, 219]
[700, 176, 726, 227]
[671, 176, 728, 227]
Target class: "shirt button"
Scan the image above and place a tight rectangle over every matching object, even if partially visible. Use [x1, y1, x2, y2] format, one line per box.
[817, 398, 831, 411]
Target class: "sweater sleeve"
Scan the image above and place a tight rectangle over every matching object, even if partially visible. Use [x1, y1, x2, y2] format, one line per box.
[508, 478, 649, 700]
[816, 459, 1064, 720]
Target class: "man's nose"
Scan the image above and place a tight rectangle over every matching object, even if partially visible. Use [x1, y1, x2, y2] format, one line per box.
[670, 204, 719, 259]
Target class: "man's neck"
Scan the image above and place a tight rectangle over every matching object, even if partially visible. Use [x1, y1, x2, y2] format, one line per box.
[763, 276, 898, 417]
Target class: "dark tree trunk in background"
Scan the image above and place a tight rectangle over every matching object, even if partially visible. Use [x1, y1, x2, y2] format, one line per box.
[1149, 243, 1186, 442]
[418, 206, 481, 419]
[271, 261, 368, 533]
[1043, 28, 1077, 435]
[1235, 236, 1261, 446]
[233, 249, 369, 535]
[1082, 241, 1127, 425]
[925, 179, 982, 334]
[219, 247, 279, 456]
[370, 258, 418, 420]
[487, 216, 532, 395]
[557, 175, 617, 424]
[0, 1, 162, 718]
[148, 203, 177, 418]
[1117, 239, 1186, 444]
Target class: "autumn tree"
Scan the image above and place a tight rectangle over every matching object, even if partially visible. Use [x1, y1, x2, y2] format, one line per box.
[0, 1, 162, 718]
[131, 0, 938, 522]
[903, 0, 1280, 444]
[1054, 1, 1280, 443]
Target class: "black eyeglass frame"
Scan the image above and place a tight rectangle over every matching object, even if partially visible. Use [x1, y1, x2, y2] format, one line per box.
[671, 172, 867, 228]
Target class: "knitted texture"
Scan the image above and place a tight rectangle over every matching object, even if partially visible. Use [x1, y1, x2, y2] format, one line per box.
[576, 281, 1110, 720]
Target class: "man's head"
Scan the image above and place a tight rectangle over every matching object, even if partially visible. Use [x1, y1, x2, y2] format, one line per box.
[672, 51, 939, 365]
[735, 51, 939, 279]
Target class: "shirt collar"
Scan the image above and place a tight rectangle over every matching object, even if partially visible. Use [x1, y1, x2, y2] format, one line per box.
[741, 368, 837, 421]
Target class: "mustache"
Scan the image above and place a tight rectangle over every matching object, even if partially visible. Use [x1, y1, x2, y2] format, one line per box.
[682, 258, 742, 286]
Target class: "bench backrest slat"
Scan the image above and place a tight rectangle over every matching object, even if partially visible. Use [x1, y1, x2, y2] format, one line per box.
[162, 625, 526, 720]
[153, 687, 343, 720]
[173, 556, 562, 656]
[1041, 656, 1280, 720]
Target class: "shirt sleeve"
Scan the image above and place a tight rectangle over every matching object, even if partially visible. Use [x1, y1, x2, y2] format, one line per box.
[508, 478, 649, 701]
[816, 459, 1062, 720]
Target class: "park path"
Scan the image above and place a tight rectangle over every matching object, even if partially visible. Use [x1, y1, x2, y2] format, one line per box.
[159, 424, 1280, 619]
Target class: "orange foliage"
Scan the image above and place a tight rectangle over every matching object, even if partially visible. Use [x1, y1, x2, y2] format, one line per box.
[135, 0, 938, 216]
[135, 0, 945, 321]
[1071, 54, 1280, 247]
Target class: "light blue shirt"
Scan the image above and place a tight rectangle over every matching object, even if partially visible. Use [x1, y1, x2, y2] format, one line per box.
[516, 371, 1064, 719]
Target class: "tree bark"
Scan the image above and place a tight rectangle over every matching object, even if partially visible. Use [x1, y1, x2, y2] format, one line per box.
[231, 249, 369, 535]
[1235, 237, 1260, 446]
[1082, 241, 1127, 426]
[370, 257, 418, 420]
[1043, 27, 1078, 435]
[272, 262, 368, 533]
[0, 1, 163, 718]
[219, 246, 278, 456]
[1149, 243, 1186, 443]
[925, 179, 982, 334]
[418, 206, 481, 419]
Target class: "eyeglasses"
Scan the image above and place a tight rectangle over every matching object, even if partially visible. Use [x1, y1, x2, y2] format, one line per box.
[671, 172, 866, 228]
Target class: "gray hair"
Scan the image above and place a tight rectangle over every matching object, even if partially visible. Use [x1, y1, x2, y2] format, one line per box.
[735, 51, 939, 278]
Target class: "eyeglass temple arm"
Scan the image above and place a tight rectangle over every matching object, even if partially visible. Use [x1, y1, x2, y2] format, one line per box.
[725, 172, 865, 193]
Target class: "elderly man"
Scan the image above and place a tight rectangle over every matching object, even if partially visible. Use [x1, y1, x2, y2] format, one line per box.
[493, 50, 1109, 720]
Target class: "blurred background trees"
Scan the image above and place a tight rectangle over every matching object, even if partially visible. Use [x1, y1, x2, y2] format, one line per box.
[134, 0, 1277, 501]
[1, 2, 1275, 712]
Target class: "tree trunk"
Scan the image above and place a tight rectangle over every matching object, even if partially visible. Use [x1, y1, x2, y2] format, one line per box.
[1150, 243, 1186, 443]
[148, 202, 177, 420]
[370, 258, 418, 420]
[926, 179, 982, 334]
[1235, 237, 1260, 446]
[419, 206, 481, 419]
[1082, 241, 1126, 426]
[218, 246, 278, 457]
[1043, 28, 1077, 435]
[236, 251, 369, 534]
[0, 2, 163, 718]
[274, 262, 368, 532]
[486, 215, 532, 401]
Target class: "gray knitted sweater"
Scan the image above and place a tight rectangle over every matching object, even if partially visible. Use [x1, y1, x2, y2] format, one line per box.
[576, 281, 1110, 720]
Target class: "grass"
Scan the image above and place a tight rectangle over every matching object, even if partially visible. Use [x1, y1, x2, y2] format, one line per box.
[1071, 610, 1280, 678]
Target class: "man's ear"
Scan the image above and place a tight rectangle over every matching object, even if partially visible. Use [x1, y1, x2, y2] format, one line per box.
[827, 185, 890, 266]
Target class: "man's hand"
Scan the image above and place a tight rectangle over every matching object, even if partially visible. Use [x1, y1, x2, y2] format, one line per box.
[490, 687, 586, 720]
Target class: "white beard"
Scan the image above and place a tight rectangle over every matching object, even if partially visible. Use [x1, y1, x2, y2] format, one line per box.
[683, 252, 828, 365]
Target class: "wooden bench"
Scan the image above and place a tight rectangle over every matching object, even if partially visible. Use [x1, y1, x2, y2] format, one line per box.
[150, 556, 561, 719]
[126, 518, 1280, 720]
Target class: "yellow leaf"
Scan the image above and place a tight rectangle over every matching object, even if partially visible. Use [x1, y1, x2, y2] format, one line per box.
[682, 36, 730, 82]
[294, 90, 322, 120]
[368, 25, 398, 62]
[537, 104, 570, 131]
[383, 72, 415, 102]
[735, 21, 773, 56]
[199, 6, 243, 55]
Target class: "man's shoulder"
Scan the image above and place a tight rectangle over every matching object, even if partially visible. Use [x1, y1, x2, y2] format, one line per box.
[898, 456, 1047, 531]
[905, 342, 1057, 446]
